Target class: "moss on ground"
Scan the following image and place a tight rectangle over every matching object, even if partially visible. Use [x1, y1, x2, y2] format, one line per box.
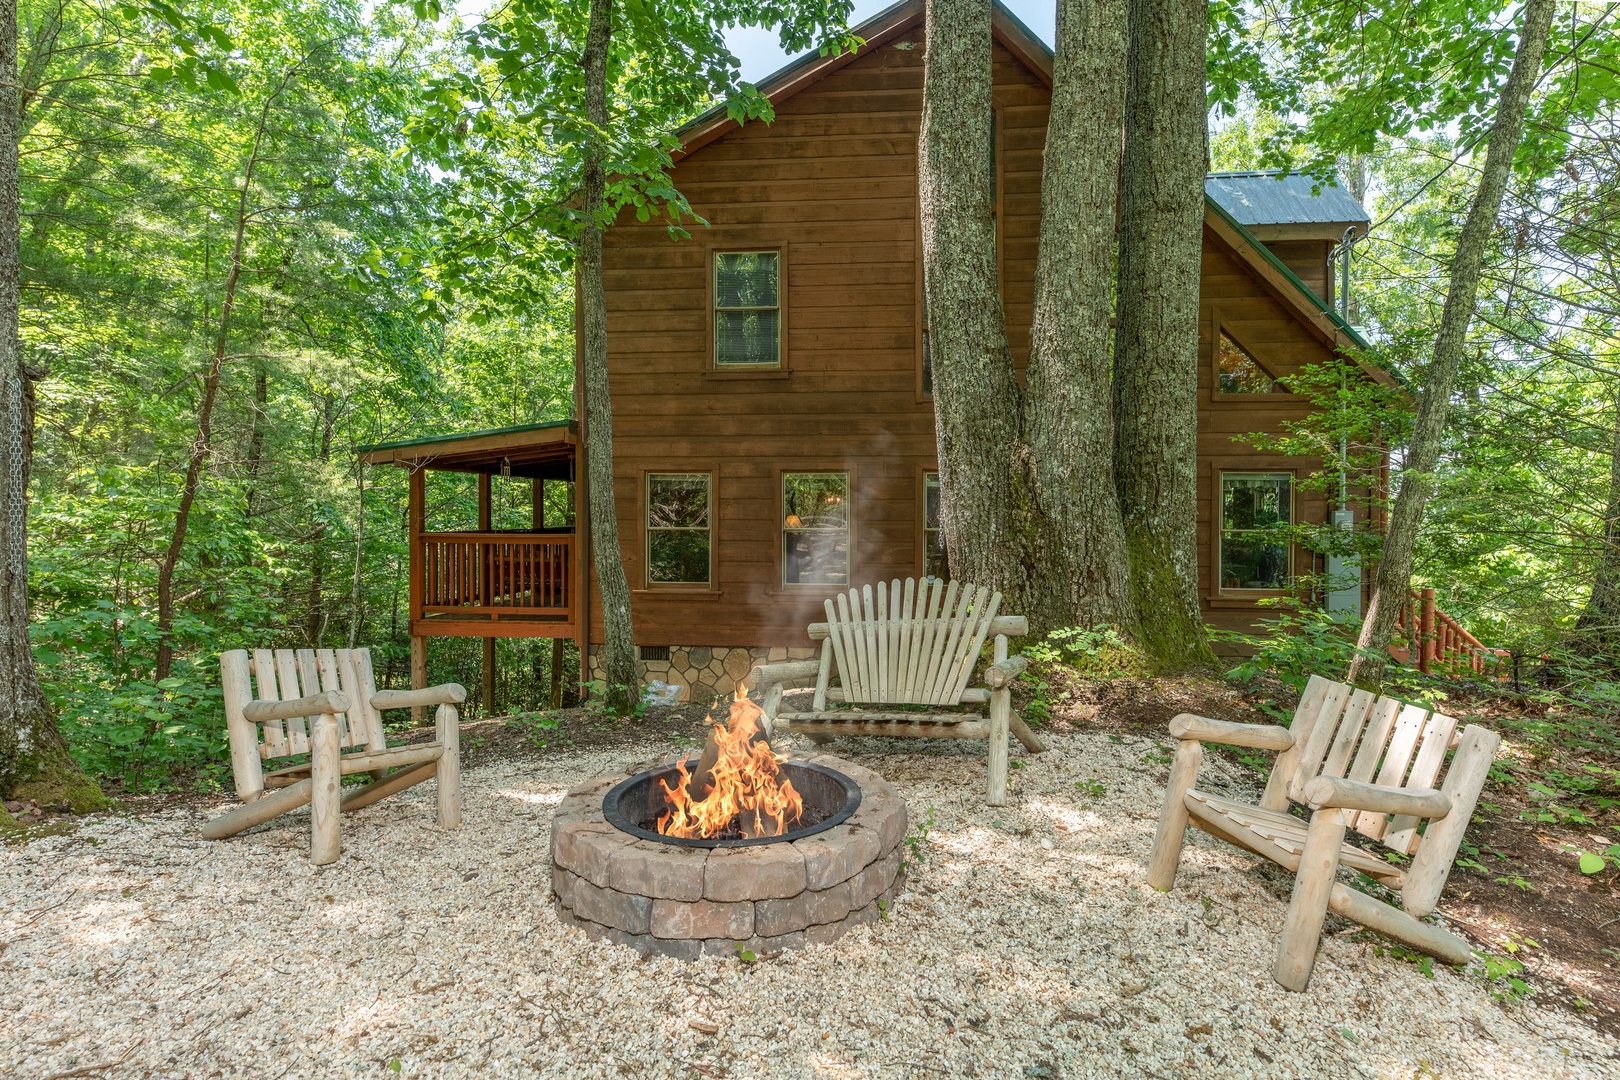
[12, 752, 110, 814]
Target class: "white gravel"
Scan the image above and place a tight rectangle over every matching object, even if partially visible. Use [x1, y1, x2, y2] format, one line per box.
[3, 731, 1616, 1079]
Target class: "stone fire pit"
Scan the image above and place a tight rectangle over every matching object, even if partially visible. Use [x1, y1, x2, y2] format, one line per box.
[550, 752, 907, 959]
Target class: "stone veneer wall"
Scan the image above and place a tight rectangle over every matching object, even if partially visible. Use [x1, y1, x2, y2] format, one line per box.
[585, 645, 819, 705]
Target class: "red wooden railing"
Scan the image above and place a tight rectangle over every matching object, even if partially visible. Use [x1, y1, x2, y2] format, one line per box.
[418, 532, 572, 617]
[1391, 587, 1509, 677]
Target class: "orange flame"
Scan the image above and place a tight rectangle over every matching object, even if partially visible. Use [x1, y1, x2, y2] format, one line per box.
[657, 691, 804, 840]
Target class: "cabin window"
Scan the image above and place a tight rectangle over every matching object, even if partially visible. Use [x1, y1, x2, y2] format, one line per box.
[783, 472, 849, 586]
[646, 472, 711, 585]
[1219, 472, 1292, 591]
[924, 472, 948, 579]
[714, 251, 781, 368]
[1217, 331, 1284, 394]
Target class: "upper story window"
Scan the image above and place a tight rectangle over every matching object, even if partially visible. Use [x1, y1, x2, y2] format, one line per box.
[924, 472, 948, 579]
[714, 252, 781, 368]
[783, 472, 849, 586]
[647, 472, 711, 586]
[1219, 472, 1292, 591]
[1217, 331, 1284, 394]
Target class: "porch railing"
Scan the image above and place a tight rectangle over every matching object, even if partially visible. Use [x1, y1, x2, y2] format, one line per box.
[418, 532, 572, 617]
[1391, 587, 1509, 677]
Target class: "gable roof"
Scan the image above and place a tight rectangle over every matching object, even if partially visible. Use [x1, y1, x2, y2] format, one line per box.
[673, 3, 1397, 388]
[1206, 170, 1369, 243]
[675, 0, 1049, 161]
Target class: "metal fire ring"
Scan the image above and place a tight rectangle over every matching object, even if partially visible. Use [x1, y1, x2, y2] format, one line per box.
[601, 756, 863, 849]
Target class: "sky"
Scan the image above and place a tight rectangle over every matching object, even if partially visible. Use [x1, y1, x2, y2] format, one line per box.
[723, 0, 1057, 84]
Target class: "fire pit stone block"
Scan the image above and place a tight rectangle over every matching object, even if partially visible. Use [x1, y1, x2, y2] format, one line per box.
[794, 824, 882, 890]
[608, 840, 707, 901]
[850, 847, 903, 909]
[849, 791, 909, 853]
[567, 827, 639, 888]
[652, 898, 754, 940]
[566, 875, 653, 935]
[704, 843, 807, 902]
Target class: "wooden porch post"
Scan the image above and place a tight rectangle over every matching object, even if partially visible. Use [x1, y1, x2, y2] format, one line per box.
[533, 478, 545, 529]
[478, 472, 495, 715]
[1419, 587, 1437, 674]
[409, 465, 427, 722]
[482, 637, 496, 717]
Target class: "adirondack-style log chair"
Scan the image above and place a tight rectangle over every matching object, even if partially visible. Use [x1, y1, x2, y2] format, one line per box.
[204, 647, 466, 865]
[750, 578, 1046, 805]
[1148, 673, 1501, 991]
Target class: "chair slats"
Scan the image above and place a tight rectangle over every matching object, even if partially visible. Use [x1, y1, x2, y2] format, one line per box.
[1383, 711, 1460, 853]
[274, 651, 308, 755]
[1321, 688, 1376, 780]
[1355, 704, 1430, 839]
[251, 648, 286, 757]
[1286, 680, 1354, 803]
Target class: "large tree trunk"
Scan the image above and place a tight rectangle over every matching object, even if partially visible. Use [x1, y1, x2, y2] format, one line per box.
[578, 0, 637, 713]
[0, 0, 101, 809]
[1020, 0, 1135, 632]
[154, 85, 283, 681]
[1577, 389, 1620, 658]
[918, 0, 1023, 599]
[1349, 0, 1557, 684]
[1112, 0, 1214, 671]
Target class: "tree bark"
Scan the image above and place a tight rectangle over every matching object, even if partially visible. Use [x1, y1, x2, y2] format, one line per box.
[304, 390, 334, 646]
[1577, 391, 1620, 659]
[154, 80, 286, 681]
[1349, 0, 1557, 684]
[578, 0, 637, 713]
[918, 0, 1022, 599]
[1021, 0, 1135, 632]
[1112, 0, 1215, 672]
[0, 0, 100, 808]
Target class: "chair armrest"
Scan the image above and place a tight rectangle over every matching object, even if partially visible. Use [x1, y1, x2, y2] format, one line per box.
[243, 692, 350, 723]
[749, 661, 821, 689]
[983, 656, 1028, 689]
[1168, 713, 1294, 751]
[1302, 776, 1452, 819]
[371, 684, 468, 711]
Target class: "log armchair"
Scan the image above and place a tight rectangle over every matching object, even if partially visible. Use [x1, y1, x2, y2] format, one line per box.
[1148, 674, 1500, 991]
[750, 578, 1045, 805]
[206, 647, 465, 865]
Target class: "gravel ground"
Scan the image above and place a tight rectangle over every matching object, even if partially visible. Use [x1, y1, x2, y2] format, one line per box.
[3, 731, 1616, 1080]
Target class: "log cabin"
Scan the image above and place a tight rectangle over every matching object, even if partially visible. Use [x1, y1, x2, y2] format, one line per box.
[361, 0, 1409, 706]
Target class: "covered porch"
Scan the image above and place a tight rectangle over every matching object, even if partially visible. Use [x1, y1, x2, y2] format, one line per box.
[358, 420, 588, 711]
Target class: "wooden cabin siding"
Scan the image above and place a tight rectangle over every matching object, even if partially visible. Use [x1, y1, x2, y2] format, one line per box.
[1259, 239, 1333, 301]
[589, 19, 1368, 651]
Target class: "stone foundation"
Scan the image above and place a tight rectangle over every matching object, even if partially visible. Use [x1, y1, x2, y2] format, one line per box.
[549, 752, 907, 959]
[585, 644, 818, 705]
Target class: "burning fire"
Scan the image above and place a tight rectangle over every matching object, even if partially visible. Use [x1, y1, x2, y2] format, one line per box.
[657, 691, 804, 840]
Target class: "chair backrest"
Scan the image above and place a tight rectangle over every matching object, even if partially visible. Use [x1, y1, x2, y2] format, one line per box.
[1262, 674, 1501, 864]
[220, 648, 385, 764]
[814, 578, 1002, 708]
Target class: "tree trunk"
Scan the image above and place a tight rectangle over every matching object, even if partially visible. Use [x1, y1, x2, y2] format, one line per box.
[154, 84, 283, 681]
[918, 0, 1024, 599]
[304, 390, 334, 646]
[1349, 0, 1556, 685]
[348, 462, 365, 649]
[0, 0, 101, 809]
[1579, 404, 1620, 650]
[1112, 0, 1214, 672]
[578, 0, 637, 713]
[1020, 0, 1135, 633]
[244, 362, 267, 517]
[1577, 391, 1620, 659]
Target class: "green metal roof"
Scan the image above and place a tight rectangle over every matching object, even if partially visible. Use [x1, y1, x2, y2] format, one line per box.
[355, 419, 574, 456]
